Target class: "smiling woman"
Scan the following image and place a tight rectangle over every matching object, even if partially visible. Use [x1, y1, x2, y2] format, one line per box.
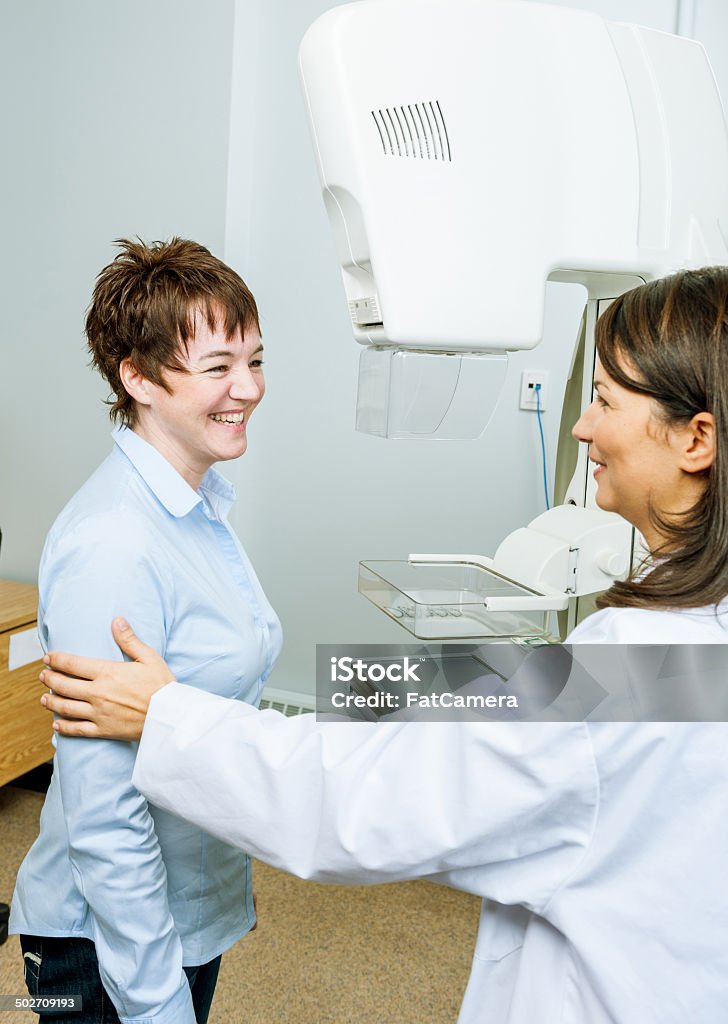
[9, 239, 282, 1024]
[572, 266, 728, 612]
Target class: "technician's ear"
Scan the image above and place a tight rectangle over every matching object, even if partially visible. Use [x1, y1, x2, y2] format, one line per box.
[680, 411, 715, 474]
[119, 358, 153, 407]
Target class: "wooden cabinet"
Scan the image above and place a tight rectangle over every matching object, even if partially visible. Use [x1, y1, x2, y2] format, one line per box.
[0, 580, 54, 787]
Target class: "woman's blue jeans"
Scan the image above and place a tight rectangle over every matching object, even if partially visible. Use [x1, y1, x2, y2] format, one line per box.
[19, 934, 221, 1024]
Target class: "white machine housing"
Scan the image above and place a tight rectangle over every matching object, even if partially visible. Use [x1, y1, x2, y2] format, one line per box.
[300, 0, 728, 353]
[300, 0, 728, 440]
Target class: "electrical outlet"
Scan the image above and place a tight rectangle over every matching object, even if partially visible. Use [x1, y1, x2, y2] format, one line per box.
[520, 370, 549, 411]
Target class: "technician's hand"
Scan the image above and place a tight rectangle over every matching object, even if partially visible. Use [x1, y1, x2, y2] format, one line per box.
[39, 618, 175, 742]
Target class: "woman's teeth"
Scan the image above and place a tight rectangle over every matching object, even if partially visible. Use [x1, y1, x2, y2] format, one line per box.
[211, 413, 244, 424]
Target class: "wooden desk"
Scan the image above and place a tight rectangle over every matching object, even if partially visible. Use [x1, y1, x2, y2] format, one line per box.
[0, 580, 54, 787]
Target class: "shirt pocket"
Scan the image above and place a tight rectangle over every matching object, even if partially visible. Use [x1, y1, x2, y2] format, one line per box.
[22, 946, 42, 994]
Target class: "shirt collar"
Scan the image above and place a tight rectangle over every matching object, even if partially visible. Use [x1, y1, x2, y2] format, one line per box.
[112, 426, 236, 520]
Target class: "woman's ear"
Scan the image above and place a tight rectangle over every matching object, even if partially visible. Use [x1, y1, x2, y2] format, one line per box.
[119, 358, 153, 407]
[679, 412, 715, 474]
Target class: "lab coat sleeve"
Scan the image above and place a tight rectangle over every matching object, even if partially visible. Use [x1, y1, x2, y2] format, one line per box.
[43, 514, 196, 1024]
[134, 685, 598, 910]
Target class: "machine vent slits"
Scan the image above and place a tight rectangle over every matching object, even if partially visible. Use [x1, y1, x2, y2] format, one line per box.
[371, 101, 452, 161]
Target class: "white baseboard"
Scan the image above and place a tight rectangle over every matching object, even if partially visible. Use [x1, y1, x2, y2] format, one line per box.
[259, 687, 316, 716]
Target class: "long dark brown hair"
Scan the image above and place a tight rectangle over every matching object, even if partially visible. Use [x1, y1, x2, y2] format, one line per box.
[596, 266, 728, 610]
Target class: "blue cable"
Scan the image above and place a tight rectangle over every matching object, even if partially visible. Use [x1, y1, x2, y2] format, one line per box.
[535, 383, 550, 510]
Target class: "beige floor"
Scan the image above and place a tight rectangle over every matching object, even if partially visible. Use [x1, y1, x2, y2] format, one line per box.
[0, 784, 479, 1023]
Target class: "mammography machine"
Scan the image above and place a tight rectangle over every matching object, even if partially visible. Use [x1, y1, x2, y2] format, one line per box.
[299, 0, 728, 639]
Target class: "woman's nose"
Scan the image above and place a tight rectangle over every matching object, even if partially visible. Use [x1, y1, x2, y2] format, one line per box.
[229, 367, 262, 401]
[572, 401, 596, 443]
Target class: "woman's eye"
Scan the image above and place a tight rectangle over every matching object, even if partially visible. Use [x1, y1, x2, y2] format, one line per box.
[596, 395, 608, 408]
[249, 359, 265, 369]
[206, 365, 230, 374]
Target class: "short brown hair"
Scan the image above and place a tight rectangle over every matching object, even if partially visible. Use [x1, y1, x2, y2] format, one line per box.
[595, 266, 728, 611]
[85, 238, 260, 426]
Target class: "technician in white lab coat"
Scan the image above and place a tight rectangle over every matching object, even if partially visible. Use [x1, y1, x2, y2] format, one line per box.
[41, 267, 728, 1024]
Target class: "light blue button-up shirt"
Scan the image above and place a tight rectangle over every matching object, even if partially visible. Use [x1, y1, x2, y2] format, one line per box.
[11, 427, 282, 1024]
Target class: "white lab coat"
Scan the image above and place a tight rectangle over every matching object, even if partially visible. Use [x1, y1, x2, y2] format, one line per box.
[133, 604, 728, 1023]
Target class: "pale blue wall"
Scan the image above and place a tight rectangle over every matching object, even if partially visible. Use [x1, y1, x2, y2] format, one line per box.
[0, 0, 237, 580]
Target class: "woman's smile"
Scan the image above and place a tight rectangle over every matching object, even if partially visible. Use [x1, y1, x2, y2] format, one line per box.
[210, 410, 246, 425]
